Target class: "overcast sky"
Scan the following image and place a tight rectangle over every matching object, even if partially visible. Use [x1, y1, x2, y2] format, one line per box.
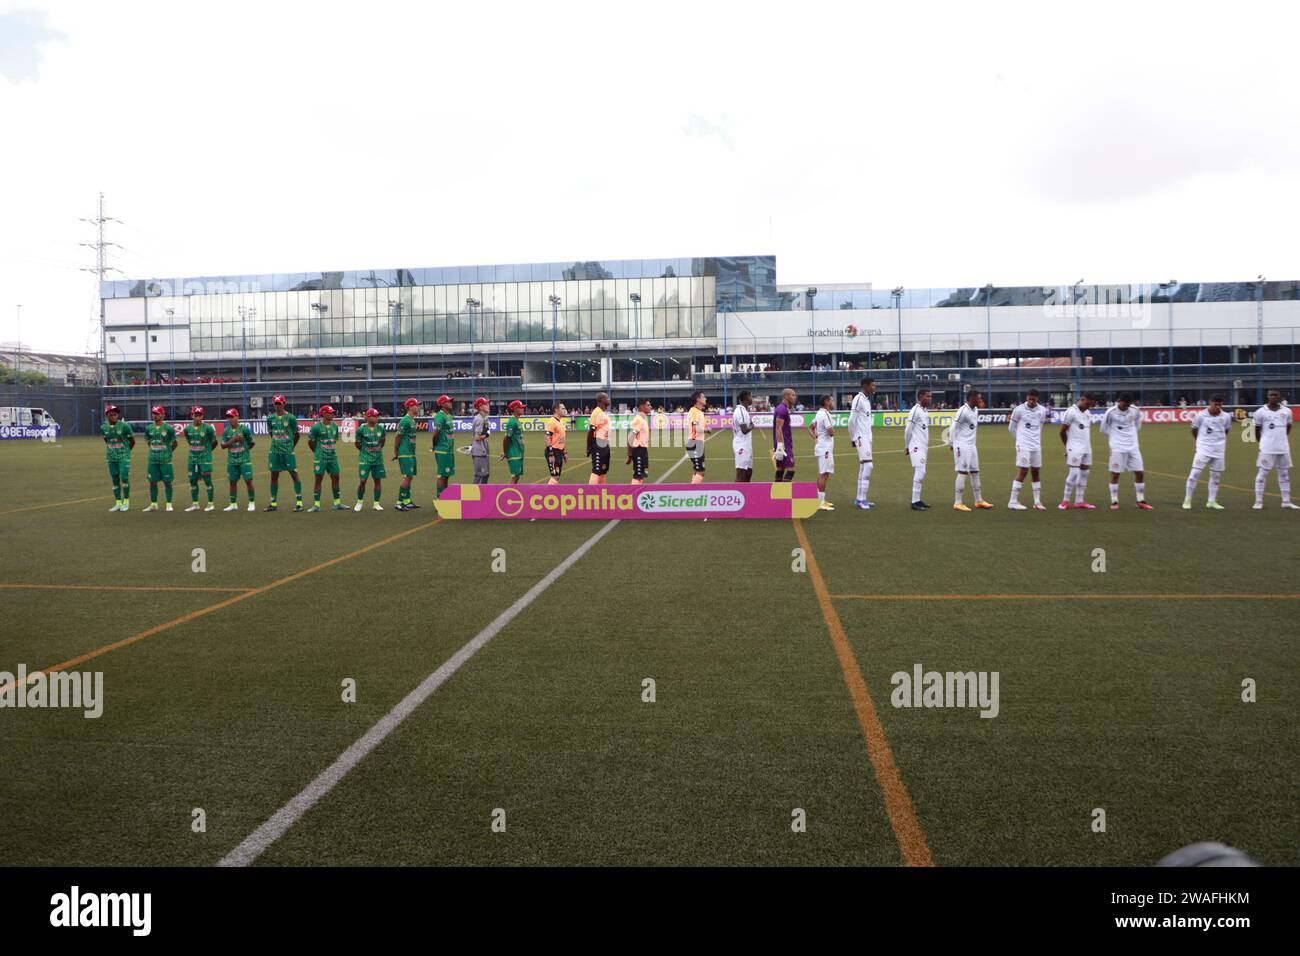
[2, 0, 1298, 355]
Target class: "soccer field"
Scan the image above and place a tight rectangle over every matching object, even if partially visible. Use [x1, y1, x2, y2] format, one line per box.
[0, 425, 1295, 867]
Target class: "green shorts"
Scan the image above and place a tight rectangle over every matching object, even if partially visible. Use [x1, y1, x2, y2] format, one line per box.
[398, 455, 418, 477]
[268, 451, 298, 473]
[107, 459, 131, 480]
[359, 460, 387, 481]
[507, 456, 525, 477]
[435, 451, 456, 478]
[313, 458, 340, 477]
[188, 460, 213, 479]
[226, 460, 254, 482]
[147, 462, 174, 483]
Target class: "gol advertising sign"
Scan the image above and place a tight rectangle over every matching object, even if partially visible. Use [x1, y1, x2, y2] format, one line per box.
[434, 482, 821, 520]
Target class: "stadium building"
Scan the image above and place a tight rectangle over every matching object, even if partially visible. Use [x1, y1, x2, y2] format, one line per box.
[98, 256, 1300, 419]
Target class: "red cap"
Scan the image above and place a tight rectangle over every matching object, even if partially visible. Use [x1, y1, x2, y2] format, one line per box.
[507, 400, 525, 412]
[225, 408, 239, 418]
[319, 404, 335, 416]
[473, 397, 489, 409]
[404, 397, 420, 408]
[104, 404, 121, 414]
[272, 394, 286, 405]
[365, 408, 380, 418]
[436, 394, 452, 406]
[190, 405, 204, 416]
[151, 405, 166, 417]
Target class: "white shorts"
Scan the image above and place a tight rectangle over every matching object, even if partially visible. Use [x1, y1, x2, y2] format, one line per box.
[1109, 449, 1145, 473]
[1256, 451, 1293, 471]
[1066, 450, 1092, 468]
[733, 444, 753, 470]
[909, 452, 928, 472]
[816, 442, 835, 475]
[952, 445, 979, 472]
[1192, 453, 1225, 473]
[853, 439, 873, 463]
[1015, 446, 1042, 469]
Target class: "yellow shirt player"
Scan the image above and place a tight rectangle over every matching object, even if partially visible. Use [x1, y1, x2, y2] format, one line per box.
[588, 392, 612, 485]
[686, 390, 708, 484]
[545, 403, 568, 485]
[627, 398, 651, 484]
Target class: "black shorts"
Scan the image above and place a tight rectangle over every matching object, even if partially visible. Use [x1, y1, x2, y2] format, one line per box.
[546, 446, 566, 476]
[629, 447, 649, 480]
[591, 444, 611, 475]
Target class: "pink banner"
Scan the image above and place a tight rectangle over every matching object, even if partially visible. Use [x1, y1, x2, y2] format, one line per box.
[434, 482, 821, 520]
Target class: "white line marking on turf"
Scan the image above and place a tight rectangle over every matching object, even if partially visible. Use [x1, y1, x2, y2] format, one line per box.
[217, 437, 710, 867]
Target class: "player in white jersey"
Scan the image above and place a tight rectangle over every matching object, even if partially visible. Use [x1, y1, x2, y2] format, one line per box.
[950, 390, 992, 511]
[1007, 389, 1049, 510]
[848, 377, 876, 510]
[904, 388, 933, 510]
[808, 394, 837, 511]
[1251, 389, 1298, 509]
[731, 390, 755, 482]
[1183, 394, 1231, 509]
[1101, 393, 1152, 509]
[1057, 393, 1097, 509]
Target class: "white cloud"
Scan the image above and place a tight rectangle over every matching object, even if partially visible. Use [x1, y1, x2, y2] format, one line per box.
[0, 7, 64, 81]
[1, 0, 1298, 353]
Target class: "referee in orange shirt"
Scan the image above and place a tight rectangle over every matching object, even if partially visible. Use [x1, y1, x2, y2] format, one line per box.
[544, 403, 568, 485]
[627, 397, 651, 484]
[588, 392, 612, 485]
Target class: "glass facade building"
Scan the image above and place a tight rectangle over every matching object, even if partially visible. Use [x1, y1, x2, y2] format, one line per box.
[786, 281, 1300, 311]
[102, 255, 782, 353]
[96, 255, 1299, 424]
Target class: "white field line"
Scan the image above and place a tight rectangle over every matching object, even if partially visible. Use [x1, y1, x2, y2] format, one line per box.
[217, 434, 714, 866]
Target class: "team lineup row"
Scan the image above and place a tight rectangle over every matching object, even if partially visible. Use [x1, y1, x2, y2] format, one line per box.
[95, 383, 1297, 514]
[832, 379, 1297, 514]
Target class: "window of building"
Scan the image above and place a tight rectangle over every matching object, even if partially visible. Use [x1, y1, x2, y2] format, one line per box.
[130, 335, 137, 343]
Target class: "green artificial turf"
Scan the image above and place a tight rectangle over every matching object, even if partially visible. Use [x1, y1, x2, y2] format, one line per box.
[0, 424, 1294, 866]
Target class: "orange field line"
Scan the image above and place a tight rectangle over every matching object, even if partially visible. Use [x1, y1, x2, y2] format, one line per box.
[0, 496, 102, 516]
[830, 592, 1300, 601]
[0, 583, 254, 594]
[1146, 467, 1280, 499]
[793, 518, 934, 868]
[0, 517, 442, 693]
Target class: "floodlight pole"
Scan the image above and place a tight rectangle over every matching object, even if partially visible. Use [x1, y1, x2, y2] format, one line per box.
[892, 287, 904, 408]
[311, 302, 328, 410]
[548, 294, 561, 408]
[629, 292, 641, 398]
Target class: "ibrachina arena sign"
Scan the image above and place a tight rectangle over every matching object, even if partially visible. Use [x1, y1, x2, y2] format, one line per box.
[805, 323, 884, 338]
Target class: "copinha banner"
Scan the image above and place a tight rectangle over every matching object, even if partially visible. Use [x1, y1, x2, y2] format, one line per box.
[433, 482, 821, 520]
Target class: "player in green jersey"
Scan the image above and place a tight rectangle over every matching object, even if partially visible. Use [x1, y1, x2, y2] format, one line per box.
[101, 404, 136, 512]
[220, 408, 257, 511]
[142, 405, 178, 512]
[354, 407, 387, 511]
[394, 397, 421, 511]
[182, 405, 218, 511]
[264, 394, 303, 512]
[183, 403, 218, 509]
[501, 399, 526, 483]
[307, 404, 345, 511]
[429, 394, 457, 499]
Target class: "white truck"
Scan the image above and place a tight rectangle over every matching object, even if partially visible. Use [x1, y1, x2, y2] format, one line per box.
[0, 406, 60, 440]
[0, 406, 58, 428]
